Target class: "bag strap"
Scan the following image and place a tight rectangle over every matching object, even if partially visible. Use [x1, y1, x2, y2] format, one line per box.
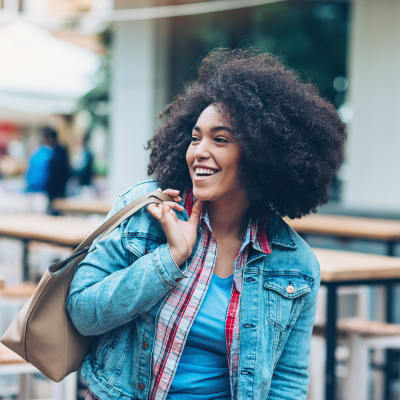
[74, 190, 173, 253]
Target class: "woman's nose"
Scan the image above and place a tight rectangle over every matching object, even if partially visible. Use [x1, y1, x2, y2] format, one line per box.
[194, 138, 211, 159]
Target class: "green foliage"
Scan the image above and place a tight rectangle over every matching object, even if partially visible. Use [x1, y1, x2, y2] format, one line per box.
[167, 2, 349, 108]
[78, 27, 112, 136]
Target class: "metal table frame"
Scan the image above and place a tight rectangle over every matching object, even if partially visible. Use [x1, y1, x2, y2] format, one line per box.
[0, 232, 82, 282]
[302, 235, 398, 400]
[324, 275, 400, 400]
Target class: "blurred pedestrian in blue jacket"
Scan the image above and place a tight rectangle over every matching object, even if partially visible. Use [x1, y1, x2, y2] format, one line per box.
[25, 133, 53, 192]
[26, 126, 70, 214]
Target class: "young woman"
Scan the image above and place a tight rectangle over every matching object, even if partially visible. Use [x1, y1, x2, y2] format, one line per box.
[67, 48, 345, 399]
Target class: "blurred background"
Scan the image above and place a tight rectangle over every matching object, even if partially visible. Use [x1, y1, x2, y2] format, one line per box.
[0, 0, 399, 399]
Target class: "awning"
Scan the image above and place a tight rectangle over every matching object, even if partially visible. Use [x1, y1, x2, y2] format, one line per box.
[0, 21, 99, 119]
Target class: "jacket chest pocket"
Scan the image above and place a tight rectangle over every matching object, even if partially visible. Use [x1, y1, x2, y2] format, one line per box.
[263, 272, 313, 332]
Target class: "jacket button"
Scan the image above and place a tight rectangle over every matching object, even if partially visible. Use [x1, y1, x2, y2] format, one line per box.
[142, 341, 148, 350]
[240, 369, 252, 375]
[139, 383, 145, 391]
[286, 285, 295, 294]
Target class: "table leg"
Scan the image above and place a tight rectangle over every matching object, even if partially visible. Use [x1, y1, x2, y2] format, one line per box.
[22, 239, 29, 282]
[384, 241, 396, 400]
[386, 241, 395, 257]
[325, 283, 338, 400]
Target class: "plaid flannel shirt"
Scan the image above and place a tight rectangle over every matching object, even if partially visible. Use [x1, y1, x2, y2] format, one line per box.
[149, 191, 271, 400]
[86, 191, 271, 400]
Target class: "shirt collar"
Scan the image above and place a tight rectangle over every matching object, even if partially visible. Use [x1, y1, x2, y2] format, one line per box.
[183, 188, 271, 255]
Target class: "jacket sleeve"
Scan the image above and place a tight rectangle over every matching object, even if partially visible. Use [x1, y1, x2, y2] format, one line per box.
[66, 195, 187, 336]
[267, 262, 320, 400]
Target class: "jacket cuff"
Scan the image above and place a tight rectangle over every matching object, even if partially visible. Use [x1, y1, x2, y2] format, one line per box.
[153, 243, 188, 288]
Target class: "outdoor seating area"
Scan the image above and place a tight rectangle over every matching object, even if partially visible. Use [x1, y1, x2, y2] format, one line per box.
[0, 342, 77, 400]
[0, 191, 101, 399]
[1, 1, 399, 399]
[306, 237, 400, 400]
[0, 189, 400, 399]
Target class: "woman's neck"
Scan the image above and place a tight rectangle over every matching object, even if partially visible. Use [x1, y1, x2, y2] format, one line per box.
[206, 192, 249, 241]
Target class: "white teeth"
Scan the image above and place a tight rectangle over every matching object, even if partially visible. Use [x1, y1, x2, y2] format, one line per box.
[195, 168, 218, 176]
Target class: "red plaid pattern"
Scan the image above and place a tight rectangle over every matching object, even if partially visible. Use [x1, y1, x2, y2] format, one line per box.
[149, 190, 271, 400]
[85, 390, 98, 400]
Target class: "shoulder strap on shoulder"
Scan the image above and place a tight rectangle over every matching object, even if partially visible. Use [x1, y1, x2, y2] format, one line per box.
[74, 190, 172, 253]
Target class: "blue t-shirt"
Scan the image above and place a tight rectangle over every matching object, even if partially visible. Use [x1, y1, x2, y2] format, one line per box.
[167, 273, 233, 399]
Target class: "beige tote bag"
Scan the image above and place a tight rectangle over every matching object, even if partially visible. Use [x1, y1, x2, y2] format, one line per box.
[1, 190, 171, 382]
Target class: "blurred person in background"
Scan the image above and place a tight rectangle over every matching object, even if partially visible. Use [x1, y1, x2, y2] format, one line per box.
[25, 128, 54, 193]
[67, 49, 345, 400]
[26, 126, 70, 214]
[72, 134, 94, 194]
[0, 136, 7, 179]
[44, 126, 70, 214]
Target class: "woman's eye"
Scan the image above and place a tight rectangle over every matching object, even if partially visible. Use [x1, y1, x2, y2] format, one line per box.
[215, 137, 228, 143]
[190, 135, 200, 142]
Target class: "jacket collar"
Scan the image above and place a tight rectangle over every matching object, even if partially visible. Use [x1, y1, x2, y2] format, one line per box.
[182, 188, 297, 250]
[266, 214, 297, 250]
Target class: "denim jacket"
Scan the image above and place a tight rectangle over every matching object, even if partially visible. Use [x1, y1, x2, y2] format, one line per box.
[67, 180, 320, 400]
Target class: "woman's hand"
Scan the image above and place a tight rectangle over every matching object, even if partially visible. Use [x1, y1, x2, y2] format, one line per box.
[147, 188, 203, 266]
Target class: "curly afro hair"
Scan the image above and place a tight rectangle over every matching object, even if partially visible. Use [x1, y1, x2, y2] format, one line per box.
[146, 48, 346, 219]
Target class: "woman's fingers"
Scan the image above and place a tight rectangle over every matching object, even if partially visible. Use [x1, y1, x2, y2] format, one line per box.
[188, 200, 203, 226]
[159, 188, 182, 203]
[160, 202, 178, 225]
[147, 203, 161, 220]
[163, 201, 184, 212]
[147, 194, 200, 264]
[163, 188, 179, 195]
[147, 201, 183, 221]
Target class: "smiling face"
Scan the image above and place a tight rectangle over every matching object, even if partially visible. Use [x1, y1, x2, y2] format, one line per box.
[186, 104, 247, 204]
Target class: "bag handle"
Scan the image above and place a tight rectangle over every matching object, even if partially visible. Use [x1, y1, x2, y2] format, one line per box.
[74, 190, 173, 253]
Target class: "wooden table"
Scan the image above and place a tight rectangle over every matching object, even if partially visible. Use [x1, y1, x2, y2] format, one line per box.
[315, 248, 400, 400]
[289, 214, 400, 399]
[0, 343, 77, 399]
[0, 214, 100, 281]
[289, 214, 400, 256]
[52, 198, 112, 215]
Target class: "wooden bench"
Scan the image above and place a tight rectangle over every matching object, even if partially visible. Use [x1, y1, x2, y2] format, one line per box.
[313, 318, 400, 338]
[311, 318, 400, 400]
[0, 343, 38, 398]
[0, 343, 77, 400]
[0, 343, 27, 365]
[0, 282, 77, 399]
[52, 198, 111, 215]
[0, 282, 36, 298]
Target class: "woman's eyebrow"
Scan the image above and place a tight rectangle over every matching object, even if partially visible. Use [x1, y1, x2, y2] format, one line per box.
[192, 125, 232, 133]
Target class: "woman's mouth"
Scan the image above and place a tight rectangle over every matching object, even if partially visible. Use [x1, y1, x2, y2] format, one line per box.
[193, 167, 220, 181]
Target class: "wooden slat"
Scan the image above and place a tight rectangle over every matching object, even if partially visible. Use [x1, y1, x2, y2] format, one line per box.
[52, 198, 111, 215]
[288, 214, 400, 241]
[0, 214, 100, 247]
[0, 282, 36, 298]
[314, 248, 400, 282]
[314, 318, 400, 338]
[0, 344, 26, 365]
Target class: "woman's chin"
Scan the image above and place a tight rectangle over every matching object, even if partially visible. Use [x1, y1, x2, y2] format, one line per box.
[192, 188, 214, 202]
